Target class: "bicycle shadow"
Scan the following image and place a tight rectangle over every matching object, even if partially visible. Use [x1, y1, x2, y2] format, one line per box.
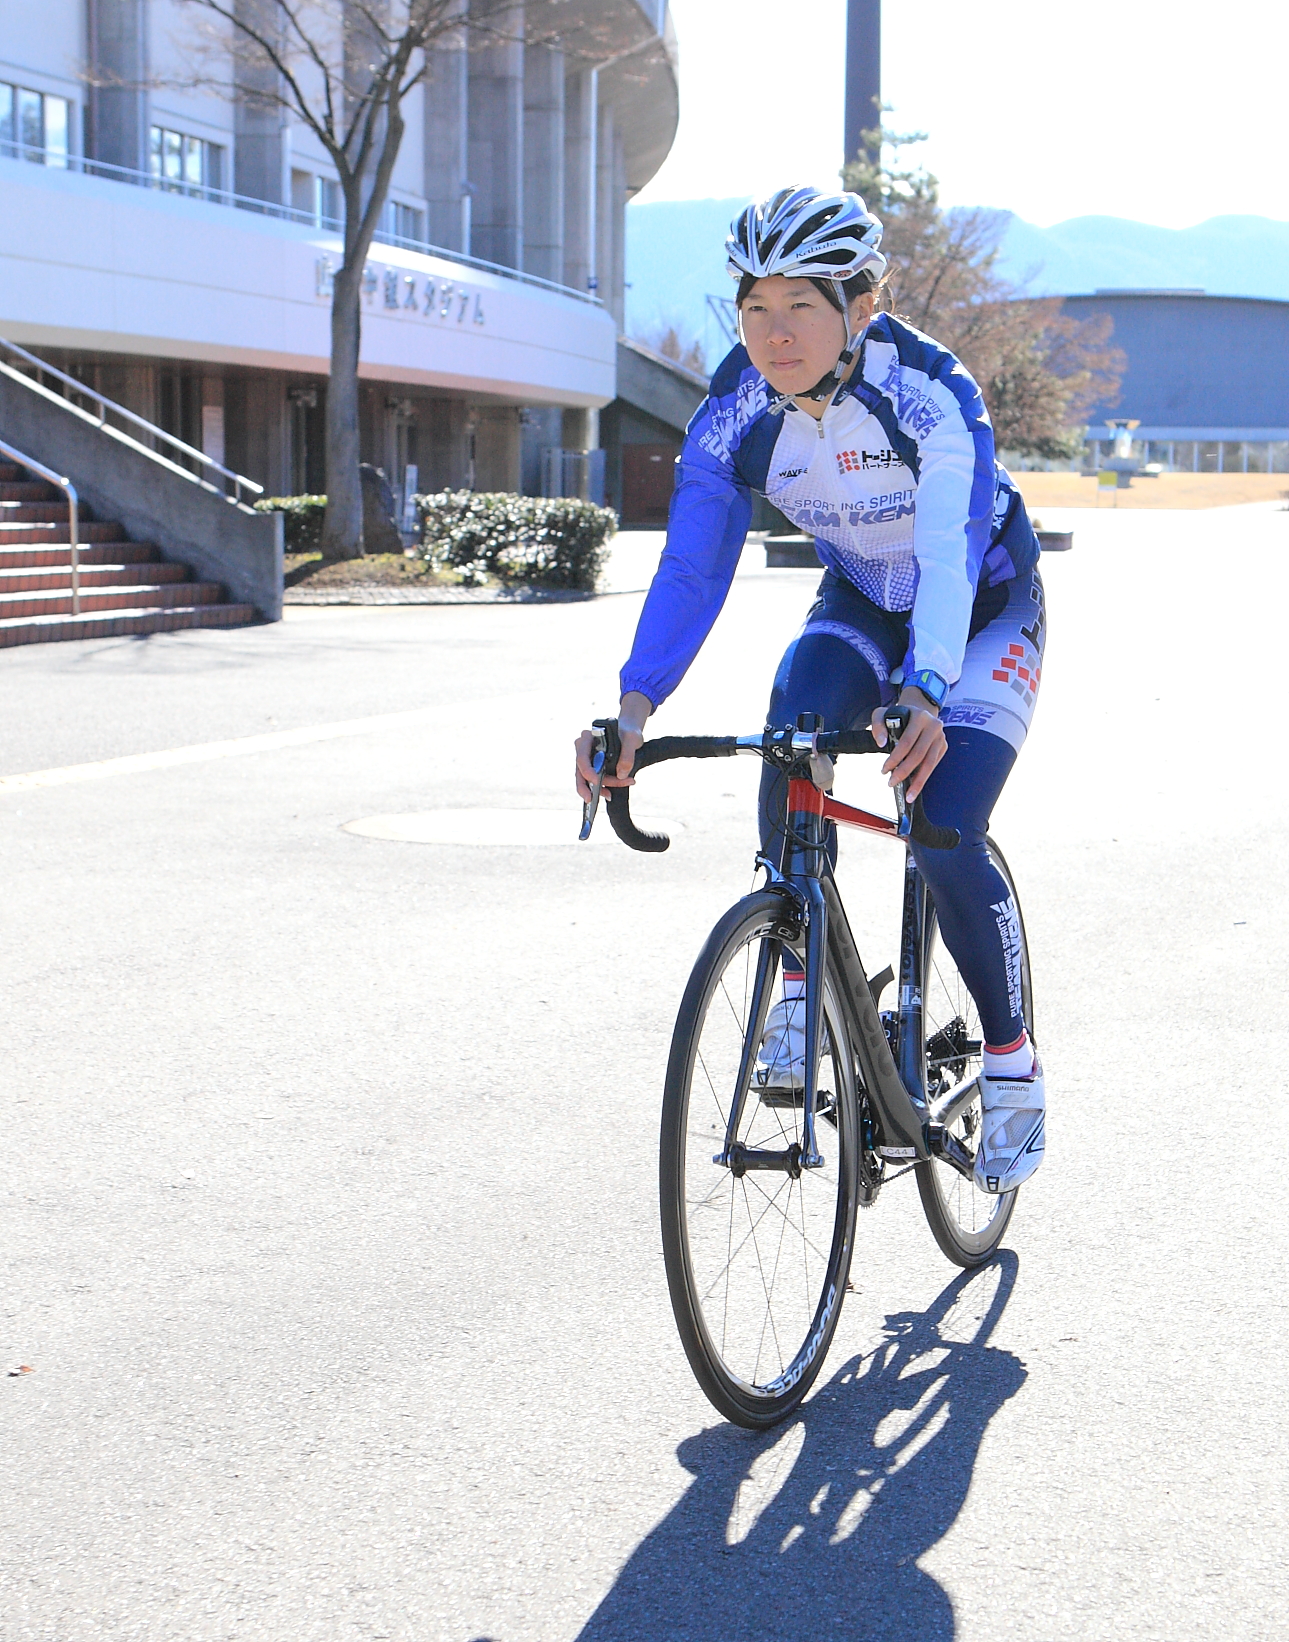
[577, 1253, 1025, 1642]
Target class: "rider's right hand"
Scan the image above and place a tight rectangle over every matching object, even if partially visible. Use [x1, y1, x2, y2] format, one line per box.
[574, 691, 651, 801]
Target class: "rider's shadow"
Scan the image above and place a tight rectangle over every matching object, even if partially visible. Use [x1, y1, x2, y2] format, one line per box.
[577, 1253, 1025, 1642]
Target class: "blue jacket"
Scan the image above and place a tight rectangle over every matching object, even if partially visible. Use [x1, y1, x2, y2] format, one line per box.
[620, 314, 1039, 707]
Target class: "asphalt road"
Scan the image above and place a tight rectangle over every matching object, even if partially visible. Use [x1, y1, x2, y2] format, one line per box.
[3, 506, 1287, 1641]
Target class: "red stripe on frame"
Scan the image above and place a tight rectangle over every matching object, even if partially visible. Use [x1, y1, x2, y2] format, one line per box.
[821, 794, 900, 838]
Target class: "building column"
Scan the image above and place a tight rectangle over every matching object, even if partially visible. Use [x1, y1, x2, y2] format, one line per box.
[467, 3, 524, 269]
[233, 0, 287, 204]
[86, 0, 149, 172]
[523, 43, 565, 285]
[563, 68, 596, 296]
[562, 407, 598, 451]
[424, 1, 469, 252]
[609, 125, 628, 330]
[594, 98, 615, 318]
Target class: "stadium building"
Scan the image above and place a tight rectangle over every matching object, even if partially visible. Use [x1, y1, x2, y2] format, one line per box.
[1, 0, 679, 506]
[1064, 290, 1289, 474]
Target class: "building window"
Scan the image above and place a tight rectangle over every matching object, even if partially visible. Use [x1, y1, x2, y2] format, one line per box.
[0, 83, 71, 166]
[384, 200, 425, 244]
[291, 169, 342, 228]
[149, 125, 224, 197]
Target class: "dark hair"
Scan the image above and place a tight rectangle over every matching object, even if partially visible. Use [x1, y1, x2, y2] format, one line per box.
[735, 270, 880, 311]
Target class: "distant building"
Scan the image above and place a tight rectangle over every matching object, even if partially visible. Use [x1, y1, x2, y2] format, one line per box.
[1, 1, 678, 505]
[1062, 290, 1289, 473]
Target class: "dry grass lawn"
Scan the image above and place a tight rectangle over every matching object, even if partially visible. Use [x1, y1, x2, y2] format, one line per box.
[1012, 471, 1289, 511]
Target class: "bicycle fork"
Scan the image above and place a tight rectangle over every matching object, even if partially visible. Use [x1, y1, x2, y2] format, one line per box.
[712, 778, 831, 1177]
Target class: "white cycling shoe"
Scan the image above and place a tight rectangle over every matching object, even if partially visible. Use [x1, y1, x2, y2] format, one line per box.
[754, 997, 806, 1092]
[973, 1059, 1045, 1194]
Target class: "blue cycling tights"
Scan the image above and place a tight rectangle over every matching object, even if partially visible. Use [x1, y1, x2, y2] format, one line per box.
[757, 570, 1045, 1048]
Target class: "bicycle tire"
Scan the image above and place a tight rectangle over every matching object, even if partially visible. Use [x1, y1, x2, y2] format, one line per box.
[915, 838, 1031, 1267]
[659, 891, 860, 1428]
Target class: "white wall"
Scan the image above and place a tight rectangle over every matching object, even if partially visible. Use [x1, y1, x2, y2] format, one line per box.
[0, 157, 615, 407]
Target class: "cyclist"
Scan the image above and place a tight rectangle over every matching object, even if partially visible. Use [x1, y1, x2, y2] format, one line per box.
[575, 186, 1045, 1194]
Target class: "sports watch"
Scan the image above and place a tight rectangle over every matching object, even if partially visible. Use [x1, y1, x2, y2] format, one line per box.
[902, 669, 949, 709]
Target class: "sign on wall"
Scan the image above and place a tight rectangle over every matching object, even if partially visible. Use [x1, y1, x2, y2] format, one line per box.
[315, 257, 485, 327]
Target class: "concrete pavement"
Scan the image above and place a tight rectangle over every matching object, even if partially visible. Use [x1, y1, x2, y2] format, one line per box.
[2, 507, 1287, 1640]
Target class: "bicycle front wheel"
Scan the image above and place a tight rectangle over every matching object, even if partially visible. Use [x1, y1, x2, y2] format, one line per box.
[659, 891, 860, 1429]
[915, 838, 1030, 1266]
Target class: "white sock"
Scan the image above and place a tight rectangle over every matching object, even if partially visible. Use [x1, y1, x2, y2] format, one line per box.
[782, 972, 806, 1002]
[983, 1031, 1035, 1079]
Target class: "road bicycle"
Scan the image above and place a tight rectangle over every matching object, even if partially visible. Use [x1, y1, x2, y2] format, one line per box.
[580, 709, 1033, 1429]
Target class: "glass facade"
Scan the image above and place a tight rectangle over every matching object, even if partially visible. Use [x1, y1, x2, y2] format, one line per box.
[1087, 437, 1289, 473]
[149, 126, 224, 197]
[0, 83, 70, 165]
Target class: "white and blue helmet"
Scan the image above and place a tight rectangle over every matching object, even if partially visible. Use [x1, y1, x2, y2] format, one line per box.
[726, 186, 887, 286]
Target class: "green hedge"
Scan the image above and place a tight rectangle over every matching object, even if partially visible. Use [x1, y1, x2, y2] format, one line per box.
[254, 495, 328, 553]
[416, 491, 618, 590]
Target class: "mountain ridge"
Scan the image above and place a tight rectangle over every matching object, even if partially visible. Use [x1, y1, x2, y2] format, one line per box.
[624, 197, 1289, 363]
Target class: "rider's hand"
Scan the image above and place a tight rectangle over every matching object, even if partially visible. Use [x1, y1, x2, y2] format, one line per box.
[574, 691, 651, 801]
[870, 687, 947, 802]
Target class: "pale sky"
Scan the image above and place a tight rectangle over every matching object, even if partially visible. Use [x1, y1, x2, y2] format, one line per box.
[635, 0, 1289, 228]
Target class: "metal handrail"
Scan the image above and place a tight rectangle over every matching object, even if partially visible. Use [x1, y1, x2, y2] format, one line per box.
[0, 437, 79, 615]
[4, 145, 604, 306]
[0, 338, 263, 505]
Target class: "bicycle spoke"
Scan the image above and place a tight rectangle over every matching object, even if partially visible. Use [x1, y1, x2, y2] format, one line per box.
[665, 898, 858, 1417]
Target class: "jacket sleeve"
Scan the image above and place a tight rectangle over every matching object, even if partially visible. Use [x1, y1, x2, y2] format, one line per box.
[618, 437, 752, 710]
[877, 331, 996, 685]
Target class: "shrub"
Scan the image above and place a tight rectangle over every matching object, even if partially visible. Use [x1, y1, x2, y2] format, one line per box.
[415, 491, 617, 591]
[254, 495, 328, 553]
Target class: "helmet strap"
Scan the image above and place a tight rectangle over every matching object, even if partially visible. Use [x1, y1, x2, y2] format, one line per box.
[799, 328, 865, 404]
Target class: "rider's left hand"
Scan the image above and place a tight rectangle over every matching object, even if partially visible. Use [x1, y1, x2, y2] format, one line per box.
[870, 688, 947, 802]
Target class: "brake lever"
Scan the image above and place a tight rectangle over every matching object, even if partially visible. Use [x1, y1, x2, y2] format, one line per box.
[883, 706, 913, 840]
[578, 717, 622, 841]
[579, 731, 607, 841]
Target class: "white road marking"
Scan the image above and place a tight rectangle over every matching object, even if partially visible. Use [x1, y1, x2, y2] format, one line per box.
[343, 809, 589, 847]
[0, 705, 456, 793]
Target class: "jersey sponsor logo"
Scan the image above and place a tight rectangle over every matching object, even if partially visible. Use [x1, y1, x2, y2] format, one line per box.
[860, 501, 915, 525]
[880, 356, 947, 439]
[695, 372, 769, 463]
[991, 641, 1040, 708]
[943, 704, 996, 728]
[836, 447, 902, 475]
[775, 467, 807, 480]
[990, 894, 1025, 1020]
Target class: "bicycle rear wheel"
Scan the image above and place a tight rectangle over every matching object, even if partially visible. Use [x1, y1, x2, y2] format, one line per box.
[659, 891, 860, 1429]
[915, 839, 1031, 1266]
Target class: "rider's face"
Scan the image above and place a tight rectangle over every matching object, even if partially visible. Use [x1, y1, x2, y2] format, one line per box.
[739, 276, 850, 396]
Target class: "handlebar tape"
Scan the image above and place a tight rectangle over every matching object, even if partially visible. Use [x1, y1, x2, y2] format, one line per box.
[605, 785, 670, 852]
[631, 735, 740, 770]
[602, 736, 738, 853]
[601, 725, 958, 852]
[908, 800, 960, 851]
[815, 728, 880, 756]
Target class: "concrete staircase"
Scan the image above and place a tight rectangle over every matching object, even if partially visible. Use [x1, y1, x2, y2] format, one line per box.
[0, 460, 257, 645]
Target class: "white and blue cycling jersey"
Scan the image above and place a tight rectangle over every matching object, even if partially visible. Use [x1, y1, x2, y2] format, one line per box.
[620, 313, 1040, 707]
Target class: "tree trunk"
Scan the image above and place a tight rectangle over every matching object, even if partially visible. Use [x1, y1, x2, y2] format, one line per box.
[320, 263, 365, 560]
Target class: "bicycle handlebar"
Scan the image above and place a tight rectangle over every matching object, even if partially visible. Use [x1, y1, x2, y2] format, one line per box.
[596, 721, 960, 853]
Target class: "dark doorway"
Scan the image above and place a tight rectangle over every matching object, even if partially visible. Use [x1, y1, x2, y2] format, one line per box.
[290, 384, 327, 495]
[621, 442, 678, 525]
[157, 369, 202, 472]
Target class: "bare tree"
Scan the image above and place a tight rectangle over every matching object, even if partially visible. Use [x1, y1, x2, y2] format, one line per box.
[633, 321, 706, 375]
[178, 0, 525, 558]
[844, 125, 1124, 459]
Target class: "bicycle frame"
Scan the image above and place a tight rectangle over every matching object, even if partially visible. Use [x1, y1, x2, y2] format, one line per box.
[715, 772, 977, 1182]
